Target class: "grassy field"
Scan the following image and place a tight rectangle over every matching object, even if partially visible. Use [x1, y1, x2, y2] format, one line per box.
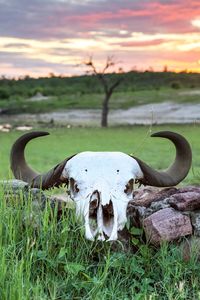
[0, 125, 200, 299]
[1, 124, 200, 182]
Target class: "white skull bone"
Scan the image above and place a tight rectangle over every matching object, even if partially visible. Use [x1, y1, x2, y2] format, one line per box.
[62, 151, 143, 241]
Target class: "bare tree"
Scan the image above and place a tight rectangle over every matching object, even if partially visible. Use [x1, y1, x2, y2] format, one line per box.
[84, 56, 123, 127]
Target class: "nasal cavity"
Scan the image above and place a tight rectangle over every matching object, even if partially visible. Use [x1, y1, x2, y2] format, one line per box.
[102, 200, 114, 227]
[102, 200, 114, 215]
[90, 190, 99, 210]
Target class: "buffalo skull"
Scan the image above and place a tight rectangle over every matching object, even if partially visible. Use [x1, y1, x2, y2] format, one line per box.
[10, 131, 192, 241]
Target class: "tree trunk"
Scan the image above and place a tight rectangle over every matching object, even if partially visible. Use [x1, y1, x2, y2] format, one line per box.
[101, 93, 110, 127]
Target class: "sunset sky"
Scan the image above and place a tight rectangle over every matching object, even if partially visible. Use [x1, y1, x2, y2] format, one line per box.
[0, 0, 200, 77]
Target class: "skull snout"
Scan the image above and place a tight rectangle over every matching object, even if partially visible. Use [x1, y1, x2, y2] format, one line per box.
[88, 188, 116, 240]
[89, 189, 113, 212]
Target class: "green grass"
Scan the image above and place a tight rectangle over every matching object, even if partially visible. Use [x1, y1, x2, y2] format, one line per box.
[1, 87, 200, 114]
[1, 190, 200, 300]
[1, 125, 200, 299]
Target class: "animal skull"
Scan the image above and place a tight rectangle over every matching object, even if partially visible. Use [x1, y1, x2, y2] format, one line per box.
[62, 152, 143, 240]
[10, 131, 192, 241]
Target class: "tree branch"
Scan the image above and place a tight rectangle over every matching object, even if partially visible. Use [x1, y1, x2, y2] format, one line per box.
[109, 77, 123, 94]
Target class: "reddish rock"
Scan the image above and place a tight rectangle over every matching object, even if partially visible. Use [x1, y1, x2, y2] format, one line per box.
[133, 187, 177, 207]
[143, 208, 192, 246]
[168, 192, 200, 211]
[177, 186, 200, 194]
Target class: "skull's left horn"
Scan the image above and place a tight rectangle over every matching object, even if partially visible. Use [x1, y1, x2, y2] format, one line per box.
[10, 131, 72, 189]
[132, 131, 192, 187]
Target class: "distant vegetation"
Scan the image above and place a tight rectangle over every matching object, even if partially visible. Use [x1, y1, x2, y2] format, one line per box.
[0, 71, 200, 114]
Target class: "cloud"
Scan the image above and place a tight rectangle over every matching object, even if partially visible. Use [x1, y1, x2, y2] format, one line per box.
[1, 0, 199, 40]
[0, 0, 200, 76]
[0, 51, 80, 77]
[191, 18, 200, 28]
[116, 39, 166, 48]
[4, 43, 31, 48]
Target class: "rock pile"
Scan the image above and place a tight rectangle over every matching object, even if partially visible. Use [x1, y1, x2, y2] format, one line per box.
[1, 180, 200, 250]
[128, 186, 200, 246]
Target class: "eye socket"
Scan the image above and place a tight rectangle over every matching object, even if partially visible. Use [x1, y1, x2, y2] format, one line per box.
[124, 179, 134, 195]
[70, 178, 79, 193]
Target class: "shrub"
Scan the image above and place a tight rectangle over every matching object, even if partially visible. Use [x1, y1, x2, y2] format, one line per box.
[171, 81, 181, 89]
[0, 88, 9, 99]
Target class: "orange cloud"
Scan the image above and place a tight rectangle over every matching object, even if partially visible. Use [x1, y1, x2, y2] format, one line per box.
[117, 39, 166, 47]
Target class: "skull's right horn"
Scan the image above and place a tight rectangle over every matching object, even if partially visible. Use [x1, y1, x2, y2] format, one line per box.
[131, 131, 192, 187]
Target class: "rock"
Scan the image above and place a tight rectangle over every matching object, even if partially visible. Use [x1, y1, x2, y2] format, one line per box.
[49, 194, 75, 213]
[126, 205, 144, 228]
[1, 179, 49, 207]
[133, 186, 178, 207]
[168, 192, 200, 211]
[190, 211, 200, 236]
[177, 186, 200, 193]
[1, 179, 29, 204]
[0, 179, 29, 193]
[127, 203, 155, 228]
[15, 126, 33, 131]
[25, 188, 48, 208]
[143, 208, 192, 246]
[149, 198, 170, 211]
[0, 123, 12, 132]
[50, 193, 73, 204]
[132, 187, 158, 207]
[1, 180, 75, 211]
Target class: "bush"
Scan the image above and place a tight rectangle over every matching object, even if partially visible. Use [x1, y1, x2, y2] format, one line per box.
[0, 88, 9, 99]
[28, 87, 44, 97]
[171, 81, 181, 89]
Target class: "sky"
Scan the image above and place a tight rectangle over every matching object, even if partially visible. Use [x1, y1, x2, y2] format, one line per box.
[0, 0, 200, 77]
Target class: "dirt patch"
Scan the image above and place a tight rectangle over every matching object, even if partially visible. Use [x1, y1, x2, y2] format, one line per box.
[27, 92, 50, 102]
[178, 90, 200, 96]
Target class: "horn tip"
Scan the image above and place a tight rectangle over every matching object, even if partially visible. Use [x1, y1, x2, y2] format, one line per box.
[151, 131, 177, 138]
[37, 131, 50, 135]
[31, 131, 50, 137]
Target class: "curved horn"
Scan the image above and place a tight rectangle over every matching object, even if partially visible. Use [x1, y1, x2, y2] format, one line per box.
[131, 131, 192, 187]
[10, 131, 73, 190]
